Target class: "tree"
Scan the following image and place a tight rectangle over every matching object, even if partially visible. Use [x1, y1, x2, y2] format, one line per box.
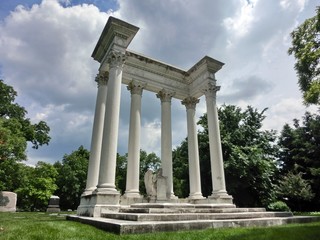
[0, 79, 50, 162]
[278, 111, 320, 210]
[16, 162, 58, 211]
[173, 105, 279, 207]
[288, 7, 320, 105]
[276, 171, 314, 211]
[54, 146, 89, 210]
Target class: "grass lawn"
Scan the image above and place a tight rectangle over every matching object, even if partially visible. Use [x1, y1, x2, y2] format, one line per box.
[0, 212, 320, 240]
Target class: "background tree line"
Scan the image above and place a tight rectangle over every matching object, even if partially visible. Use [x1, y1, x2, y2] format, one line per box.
[1, 6, 319, 212]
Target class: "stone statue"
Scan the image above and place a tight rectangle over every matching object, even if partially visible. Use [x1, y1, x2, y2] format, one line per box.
[144, 169, 157, 198]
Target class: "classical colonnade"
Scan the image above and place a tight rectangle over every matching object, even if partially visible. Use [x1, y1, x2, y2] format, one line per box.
[78, 17, 232, 216]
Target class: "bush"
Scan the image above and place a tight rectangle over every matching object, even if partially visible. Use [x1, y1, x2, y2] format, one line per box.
[267, 201, 291, 212]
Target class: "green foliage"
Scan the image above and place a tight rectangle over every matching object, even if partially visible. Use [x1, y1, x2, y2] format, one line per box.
[116, 150, 161, 195]
[0, 160, 28, 191]
[267, 201, 291, 212]
[16, 162, 58, 211]
[116, 153, 127, 194]
[54, 146, 89, 210]
[0, 80, 50, 162]
[173, 105, 279, 207]
[288, 7, 320, 105]
[278, 111, 320, 210]
[276, 172, 314, 211]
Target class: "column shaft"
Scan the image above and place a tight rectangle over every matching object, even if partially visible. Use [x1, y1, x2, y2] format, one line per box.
[156, 89, 176, 199]
[124, 81, 145, 198]
[83, 73, 108, 195]
[182, 97, 203, 199]
[203, 84, 227, 196]
[97, 51, 125, 192]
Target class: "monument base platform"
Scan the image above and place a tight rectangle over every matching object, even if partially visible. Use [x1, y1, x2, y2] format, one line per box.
[69, 203, 320, 234]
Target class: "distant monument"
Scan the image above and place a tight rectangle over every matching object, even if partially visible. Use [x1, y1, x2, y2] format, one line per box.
[77, 16, 232, 217]
[0, 191, 17, 212]
[46, 195, 60, 212]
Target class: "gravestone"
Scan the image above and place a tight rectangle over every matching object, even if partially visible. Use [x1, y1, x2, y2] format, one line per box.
[46, 195, 61, 212]
[0, 191, 17, 212]
[156, 169, 168, 201]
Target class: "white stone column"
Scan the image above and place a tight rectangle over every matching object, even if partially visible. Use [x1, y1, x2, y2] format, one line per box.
[96, 50, 126, 193]
[202, 83, 228, 198]
[124, 80, 145, 198]
[82, 72, 108, 195]
[181, 97, 204, 199]
[156, 89, 176, 199]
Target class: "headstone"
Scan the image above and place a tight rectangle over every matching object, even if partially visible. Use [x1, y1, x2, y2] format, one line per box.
[156, 169, 167, 201]
[0, 191, 17, 212]
[46, 195, 61, 212]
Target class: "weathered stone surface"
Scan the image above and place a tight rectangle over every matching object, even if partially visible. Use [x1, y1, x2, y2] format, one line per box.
[0, 191, 17, 212]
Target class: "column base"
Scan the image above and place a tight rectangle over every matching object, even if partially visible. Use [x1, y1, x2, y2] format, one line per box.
[208, 191, 233, 204]
[120, 193, 144, 205]
[188, 192, 206, 200]
[81, 187, 96, 197]
[77, 190, 120, 217]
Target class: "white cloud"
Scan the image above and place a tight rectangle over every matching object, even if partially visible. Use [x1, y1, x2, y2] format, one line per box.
[0, 0, 319, 165]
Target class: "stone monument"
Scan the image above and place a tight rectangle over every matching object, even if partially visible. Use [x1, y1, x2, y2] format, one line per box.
[0, 191, 17, 212]
[46, 195, 61, 212]
[77, 16, 233, 217]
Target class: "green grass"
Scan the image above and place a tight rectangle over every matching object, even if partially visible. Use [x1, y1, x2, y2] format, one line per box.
[0, 212, 320, 240]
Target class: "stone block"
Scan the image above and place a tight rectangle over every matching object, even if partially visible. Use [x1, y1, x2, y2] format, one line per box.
[0, 191, 17, 212]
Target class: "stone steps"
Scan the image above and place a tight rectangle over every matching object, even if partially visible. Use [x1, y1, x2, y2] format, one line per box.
[67, 203, 320, 234]
[101, 211, 292, 222]
[67, 215, 320, 234]
[119, 207, 266, 214]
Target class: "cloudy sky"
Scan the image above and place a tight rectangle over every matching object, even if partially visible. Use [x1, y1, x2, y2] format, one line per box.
[0, 0, 318, 165]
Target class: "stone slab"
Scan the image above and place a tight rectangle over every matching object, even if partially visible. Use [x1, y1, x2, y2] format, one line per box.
[67, 215, 320, 234]
[0, 191, 17, 212]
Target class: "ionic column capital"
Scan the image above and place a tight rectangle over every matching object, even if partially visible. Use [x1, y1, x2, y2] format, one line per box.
[156, 89, 175, 103]
[107, 50, 126, 69]
[202, 83, 221, 99]
[181, 97, 200, 110]
[95, 72, 109, 87]
[127, 80, 146, 96]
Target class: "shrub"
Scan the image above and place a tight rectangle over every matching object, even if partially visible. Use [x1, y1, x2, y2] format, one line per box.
[267, 201, 291, 212]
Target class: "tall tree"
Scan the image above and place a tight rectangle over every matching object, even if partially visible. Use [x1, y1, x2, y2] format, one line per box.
[0, 79, 50, 162]
[288, 7, 320, 105]
[278, 111, 320, 210]
[173, 105, 279, 207]
[54, 146, 89, 210]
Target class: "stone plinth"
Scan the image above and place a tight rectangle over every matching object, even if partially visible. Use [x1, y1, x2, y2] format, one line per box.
[77, 191, 120, 217]
[0, 191, 17, 212]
